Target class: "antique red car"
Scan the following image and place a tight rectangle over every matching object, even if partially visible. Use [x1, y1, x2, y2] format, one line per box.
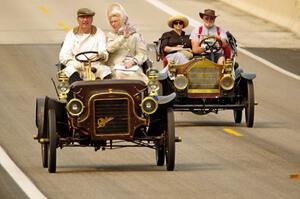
[155, 33, 256, 127]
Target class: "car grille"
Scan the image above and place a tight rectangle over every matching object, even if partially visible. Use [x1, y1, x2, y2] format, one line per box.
[187, 65, 221, 90]
[94, 98, 129, 136]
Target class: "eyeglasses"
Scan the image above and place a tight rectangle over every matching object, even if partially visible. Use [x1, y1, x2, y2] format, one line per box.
[173, 21, 184, 25]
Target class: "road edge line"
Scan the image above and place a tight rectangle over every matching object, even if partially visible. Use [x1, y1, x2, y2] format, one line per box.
[0, 146, 47, 199]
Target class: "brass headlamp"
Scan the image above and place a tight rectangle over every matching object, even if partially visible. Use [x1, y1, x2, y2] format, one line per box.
[220, 59, 235, 90]
[147, 69, 160, 96]
[57, 71, 70, 100]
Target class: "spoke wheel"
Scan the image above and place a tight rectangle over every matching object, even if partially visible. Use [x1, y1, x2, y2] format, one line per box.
[41, 144, 48, 168]
[155, 144, 165, 166]
[244, 80, 255, 127]
[48, 109, 57, 173]
[165, 108, 175, 171]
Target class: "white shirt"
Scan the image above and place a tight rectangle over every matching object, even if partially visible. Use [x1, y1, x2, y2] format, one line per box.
[190, 25, 228, 43]
[59, 27, 108, 67]
[190, 24, 228, 54]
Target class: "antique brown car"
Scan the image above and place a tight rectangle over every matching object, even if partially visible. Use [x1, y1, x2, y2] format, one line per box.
[34, 51, 177, 173]
[156, 33, 256, 127]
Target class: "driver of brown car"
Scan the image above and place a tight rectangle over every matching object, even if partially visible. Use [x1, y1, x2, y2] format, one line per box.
[190, 9, 228, 65]
[59, 8, 111, 83]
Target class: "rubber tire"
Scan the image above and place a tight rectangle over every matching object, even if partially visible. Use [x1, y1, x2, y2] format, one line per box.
[245, 80, 255, 127]
[36, 97, 46, 139]
[165, 108, 175, 171]
[48, 109, 57, 173]
[233, 109, 242, 123]
[41, 144, 48, 168]
[155, 145, 165, 166]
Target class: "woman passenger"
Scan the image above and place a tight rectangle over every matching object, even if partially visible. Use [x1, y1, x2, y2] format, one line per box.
[106, 3, 148, 83]
[160, 15, 192, 65]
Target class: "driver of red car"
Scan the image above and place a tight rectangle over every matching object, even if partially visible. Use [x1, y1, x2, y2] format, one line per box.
[190, 9, 228, 65]
[59, 8, 111, 83]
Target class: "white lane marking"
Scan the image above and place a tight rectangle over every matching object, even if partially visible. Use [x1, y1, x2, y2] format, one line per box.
[0, 146, 47, 199]
[145, 0, 300, 81]
[145, 0, 200, 27]
[238, 48, 300, 81]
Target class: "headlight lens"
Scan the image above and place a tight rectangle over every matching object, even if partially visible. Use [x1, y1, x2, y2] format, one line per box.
[220, 74, 234, 90]
[148, 80, 160, 93]
[57, 82, 70, 93]
[66, 99, 84, 116]
[174, 75, 188, 90]
[141, 97, 158, 115]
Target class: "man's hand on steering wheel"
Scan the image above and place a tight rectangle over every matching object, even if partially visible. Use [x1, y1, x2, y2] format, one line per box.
[199, 36, 223, 55]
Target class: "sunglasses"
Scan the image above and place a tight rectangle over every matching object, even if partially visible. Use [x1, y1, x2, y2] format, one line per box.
[173, 21, 184, 25]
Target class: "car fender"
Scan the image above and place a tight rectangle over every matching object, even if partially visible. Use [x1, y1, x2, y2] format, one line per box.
[47, 98, 67, 122]
[240, 72, 256, 80]
[157, 92, 176, 104]
[36, 96, 48, 138]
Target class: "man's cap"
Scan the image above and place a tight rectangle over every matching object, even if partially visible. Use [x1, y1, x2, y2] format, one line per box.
[199, 9, 218, 19]
[77, 8, 95, 17]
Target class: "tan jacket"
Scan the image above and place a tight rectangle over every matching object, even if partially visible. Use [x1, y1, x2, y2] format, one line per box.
[106, 32, 147, 66]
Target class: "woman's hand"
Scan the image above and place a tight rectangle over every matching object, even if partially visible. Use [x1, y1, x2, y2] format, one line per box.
[123, 26, 131, 38]
[176, 45, 184, 49]
[164, 45, 184, 53]
[124, 60, 136, 69]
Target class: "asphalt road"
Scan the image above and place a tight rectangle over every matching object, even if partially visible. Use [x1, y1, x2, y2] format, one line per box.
[1, 0, 300, 199]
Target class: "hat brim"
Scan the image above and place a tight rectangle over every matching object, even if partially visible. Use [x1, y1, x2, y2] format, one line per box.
[199, 13, 217, 19]
[167, 16, 189, 28]
[78, 13, 95, 17]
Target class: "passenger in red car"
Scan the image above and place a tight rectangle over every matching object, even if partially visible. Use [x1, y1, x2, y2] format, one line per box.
[160, 15, 192, 66]
[190, 9, 229, 65]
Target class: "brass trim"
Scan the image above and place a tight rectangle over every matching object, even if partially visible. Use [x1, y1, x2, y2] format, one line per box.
[78, 91, 146, 123]
[93, 97, 130, 137]
[174, 75, 188, 90]
[40, 138, 49, 143]
[66, 98, 85, 117]
[220, 74, 234, 90]
[141, 96, 158, 115]
[188, 89, 220, 94]
[96, 116, 114, 128]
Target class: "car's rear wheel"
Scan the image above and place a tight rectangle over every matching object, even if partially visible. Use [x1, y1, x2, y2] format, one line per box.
[48, 109, 57, 173]
[41, 144, 48, 168]
[155, 144, 165, 166]
[165, 108, 175, 171]
[245, 80, 254, 127]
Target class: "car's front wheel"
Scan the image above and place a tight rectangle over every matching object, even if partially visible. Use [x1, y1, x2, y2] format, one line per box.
[48, 109, 57, 173]
[245, 80, 255, 127]
[165, 108, 175, 171]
